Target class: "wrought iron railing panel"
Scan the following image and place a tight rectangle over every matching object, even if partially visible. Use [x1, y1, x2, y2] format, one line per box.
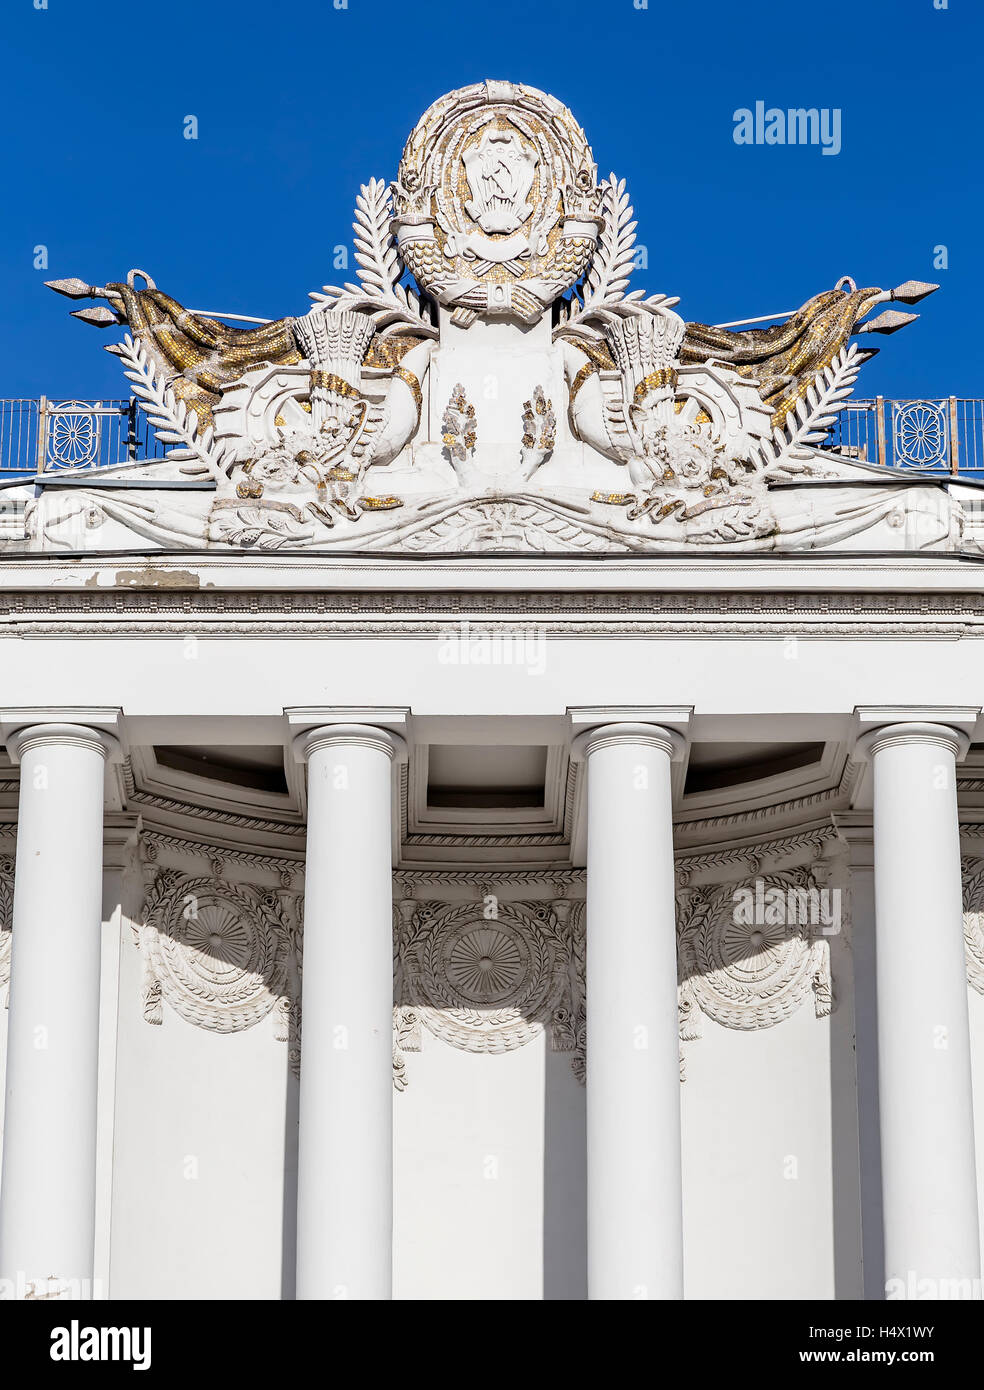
[0, 397, 169, 475]
[0, 395, 982, 477]
[825, 397, 984, 474]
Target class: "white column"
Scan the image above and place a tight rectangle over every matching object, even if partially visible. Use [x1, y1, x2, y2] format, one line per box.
[0, 723, 114, 1298]
[859, 721, 981, 1297]
[573, 721, 685, 1300]
[294, 722, 405, 1301]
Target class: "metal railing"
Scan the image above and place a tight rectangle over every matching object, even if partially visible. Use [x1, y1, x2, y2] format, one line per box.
[0, 398, 168, 476]
[1, 394, 983, 478]
[823, 397, 984, 474]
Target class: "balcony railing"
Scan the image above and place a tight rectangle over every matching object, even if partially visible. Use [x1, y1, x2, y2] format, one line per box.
[0, 397, 168, 476]
[823, 397, 984, 474]
[0, 395, 982, 478]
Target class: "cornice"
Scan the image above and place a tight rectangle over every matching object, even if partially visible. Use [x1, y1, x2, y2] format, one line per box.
[3, 552, 984, 586]
[675, 824, 837, 880]
[1, 586, 983, 637]
[394, 868, 586, 889]
[142, 829, 303, 884]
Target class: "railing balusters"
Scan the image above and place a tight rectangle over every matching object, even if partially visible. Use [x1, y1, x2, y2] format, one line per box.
[876, 396, 887, 468]
[35, 395, 48, 474]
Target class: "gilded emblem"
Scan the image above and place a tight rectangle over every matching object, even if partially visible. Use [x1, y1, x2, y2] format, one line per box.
[393, 80, 605, 326]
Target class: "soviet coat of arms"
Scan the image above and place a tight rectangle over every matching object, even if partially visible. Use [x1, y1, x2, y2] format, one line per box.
[38, 80, 942, 555]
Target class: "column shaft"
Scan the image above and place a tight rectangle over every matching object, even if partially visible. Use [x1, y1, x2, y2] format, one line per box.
[295, 724, 402, 1300]
[0, 724, 110, 1297]
[579, 722, 684, 1300]
[867, 723, 980, 1295]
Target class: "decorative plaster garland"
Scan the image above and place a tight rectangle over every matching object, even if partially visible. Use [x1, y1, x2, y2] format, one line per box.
[139, 866, 302, 1076]
[0, 854, 12, 1008]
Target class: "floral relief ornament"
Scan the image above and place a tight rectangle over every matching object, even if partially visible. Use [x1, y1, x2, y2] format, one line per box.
[392, 899, 586, 1088]
[139, 867, 302, 1075]
[676, 869, 835, 1072]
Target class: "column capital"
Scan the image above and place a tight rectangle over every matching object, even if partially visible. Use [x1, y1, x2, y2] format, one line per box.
[292, 722, 408, 766]
[285, 706, 409, 763]
[570, 721, 686, 763]
[568, 706, 691, 761]
[852, 706, 978, 760]
[854, 721, 970, 763]
[4, 720, 123, 765]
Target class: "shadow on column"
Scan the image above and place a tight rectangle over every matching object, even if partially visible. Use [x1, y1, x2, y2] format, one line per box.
[851, 887, 885, 1299]
[542, 1049, 587, 1300]
[281, 1064, 299, 1300]
[829, 918, 866, 1299]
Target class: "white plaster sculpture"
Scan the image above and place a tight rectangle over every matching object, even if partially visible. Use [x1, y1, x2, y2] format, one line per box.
[32, 80, 948, 557]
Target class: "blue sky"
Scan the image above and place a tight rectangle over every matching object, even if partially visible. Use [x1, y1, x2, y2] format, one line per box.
[0, 0, 980, 402]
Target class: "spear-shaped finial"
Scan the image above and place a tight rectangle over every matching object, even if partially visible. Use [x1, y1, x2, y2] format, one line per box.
[857, 309, 919, 335]
[44, 277, 100, 299]
[890, 281, 939, 305]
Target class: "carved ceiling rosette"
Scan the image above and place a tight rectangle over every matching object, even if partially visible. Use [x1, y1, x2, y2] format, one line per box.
[139, 869, 300, 1067]
[677, 869, 834, 1058]
[393, 899, 584, 1084]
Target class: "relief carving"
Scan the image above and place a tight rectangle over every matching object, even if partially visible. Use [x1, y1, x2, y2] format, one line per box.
[962, 858, 984, 994]
[676, 869, 835, 1076]
[393, 898, 585, 1088]
[139, 867, 302, 1076]
[0, 854, 12, 1008]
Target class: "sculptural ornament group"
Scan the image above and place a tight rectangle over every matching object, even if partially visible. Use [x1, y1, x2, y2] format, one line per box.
[38, 80, 944, 555]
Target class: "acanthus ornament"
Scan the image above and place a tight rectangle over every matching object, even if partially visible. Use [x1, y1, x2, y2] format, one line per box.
[519, 386, 556, 479]
[441, 383, 478, 470]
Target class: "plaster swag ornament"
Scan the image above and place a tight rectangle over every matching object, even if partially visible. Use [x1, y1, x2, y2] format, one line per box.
[676, 870, 835, 1072]
[38, 80, 945, 558]
[393, 899, 586, 1087]
[0, 854, 12, 1008]
[961, 859, 984, 994]
[139, 868, 302, 1075]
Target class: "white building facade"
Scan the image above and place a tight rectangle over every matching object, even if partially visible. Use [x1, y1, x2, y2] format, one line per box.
[1, 82, 983, 1301]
